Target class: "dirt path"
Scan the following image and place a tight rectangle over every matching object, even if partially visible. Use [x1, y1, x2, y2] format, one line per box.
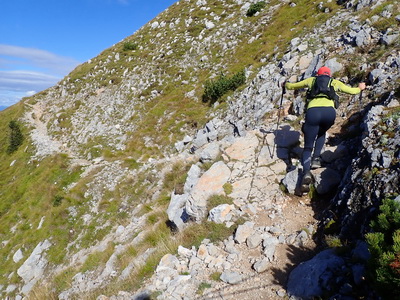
[198, 193, 319, 300]
[23, 102, 81, 161]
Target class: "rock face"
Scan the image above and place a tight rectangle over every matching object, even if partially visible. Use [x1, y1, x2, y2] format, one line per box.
[17, 240, 51, 295]
[1, 0, 399, 299]
[186, 161, 231, 221]
[323, 99, 400, 241]
[287, 249, 345, 298]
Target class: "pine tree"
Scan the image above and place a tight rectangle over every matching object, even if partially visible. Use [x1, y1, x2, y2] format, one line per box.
[366, 197, 400, 299]
[7, 120, 24, 154]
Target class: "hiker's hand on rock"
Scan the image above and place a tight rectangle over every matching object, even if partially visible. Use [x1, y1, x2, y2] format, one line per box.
[358, 82, 366, 90]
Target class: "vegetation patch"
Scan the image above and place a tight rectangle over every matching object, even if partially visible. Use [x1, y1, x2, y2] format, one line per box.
[246, 1, 266, 17]
[81, 242, 115, 272]
[210, 271, 222, 281]
[202, 69, 246, 104]
[197, 282, 212, 295]
[123, 41, 139, 51]
[366, 196, 400, 299]
[223, 183, 233, 195]
[325, 234, 343, 248]
[207, 194, 234, 212]
[7, 120, 24, 154]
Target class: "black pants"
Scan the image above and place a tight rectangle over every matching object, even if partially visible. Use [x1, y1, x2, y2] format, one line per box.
[302, 107, 336, 172]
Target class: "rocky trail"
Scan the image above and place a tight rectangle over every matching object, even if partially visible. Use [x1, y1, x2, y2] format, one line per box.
[129, 111, 340, 300]
[197, 195, 319, 300]
[24, 102, 64, 159]
[8, 0, 398, 298]
[122, 78, 391, 300]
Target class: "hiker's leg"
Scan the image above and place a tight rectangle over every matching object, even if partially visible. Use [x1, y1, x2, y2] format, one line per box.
[302, 108, 320, 172]
[313, 107, 336, 158]
[313, 133, 326, 159]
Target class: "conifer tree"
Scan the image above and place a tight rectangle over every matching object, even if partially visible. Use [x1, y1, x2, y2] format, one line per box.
[7, 120, 23, 154]
[366, 197, 400, 298]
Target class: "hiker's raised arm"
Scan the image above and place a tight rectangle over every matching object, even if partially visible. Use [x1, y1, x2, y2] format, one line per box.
[285, 77, 314, 90]
[333, 80, 364, 95]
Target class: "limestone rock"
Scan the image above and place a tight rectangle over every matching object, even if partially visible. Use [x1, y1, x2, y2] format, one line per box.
[234, 221, 255, 244]
[186, 161, 231, 221]
[225, 132, 259, 162]
[208, 204, 235, 224]
[17, 240, 51, 295]
[220, 271, 242, 284]
[287, 249, 345, 299]
[313, 168, 342, 195]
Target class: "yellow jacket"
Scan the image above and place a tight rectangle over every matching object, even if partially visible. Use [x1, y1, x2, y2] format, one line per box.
[285, 77, 362, 109]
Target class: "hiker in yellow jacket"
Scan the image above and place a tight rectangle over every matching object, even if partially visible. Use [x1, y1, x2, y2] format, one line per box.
[285, 66, 365, 193]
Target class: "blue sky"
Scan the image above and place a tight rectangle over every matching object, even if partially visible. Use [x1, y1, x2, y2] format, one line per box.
[0, 0, 177, 108]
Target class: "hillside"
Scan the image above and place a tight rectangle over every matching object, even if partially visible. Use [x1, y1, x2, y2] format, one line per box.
[0, 0, 399, 299]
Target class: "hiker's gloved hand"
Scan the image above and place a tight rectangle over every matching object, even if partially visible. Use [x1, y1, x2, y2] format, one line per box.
[358, 82, 366, 90]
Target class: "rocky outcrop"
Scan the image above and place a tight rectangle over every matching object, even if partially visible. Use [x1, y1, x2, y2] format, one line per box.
[322, 97, 400, 241]
[2, 0, 399, 299]
[17, 240, 51, 295]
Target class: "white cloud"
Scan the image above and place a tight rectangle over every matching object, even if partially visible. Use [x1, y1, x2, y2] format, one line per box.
[0, 90, 27, 107]
[26, 90, 37, 96]
[0, 70, 61, 92]
[0, 44, 81, 107]
[0, 44, 80, 76]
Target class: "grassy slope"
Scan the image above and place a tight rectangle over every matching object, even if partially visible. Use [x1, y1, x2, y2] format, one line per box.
[0, 0, 399, 297]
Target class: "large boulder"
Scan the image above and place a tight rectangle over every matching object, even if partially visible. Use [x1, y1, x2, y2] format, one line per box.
[225, 132, 259, 162]
[313, 168, 342, 195]
[17, 240, 52, 295]
[167, 193, 190, 231]
[287, 249, 345, 299]
[185, 161, 231, 221]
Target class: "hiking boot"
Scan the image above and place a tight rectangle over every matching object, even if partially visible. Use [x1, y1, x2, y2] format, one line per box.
[300, 170, 313, 194]
[300, 183, 310, 193]
[311, 157, 322, 169]
[301, 170, 313, 186]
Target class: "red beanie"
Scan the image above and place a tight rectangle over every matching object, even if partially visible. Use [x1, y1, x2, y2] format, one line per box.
[317, 66, 331, 76]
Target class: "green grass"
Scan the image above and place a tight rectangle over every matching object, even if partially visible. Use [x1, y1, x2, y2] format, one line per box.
[360, 1, 399, 31]
[223, 183, 233, 195]
[325, 235, 343, 248]
[207, 194, 234, 212]
[0, 0, 395, 297]
[81, 243, 115, 272]
[197, 282, 212, 295]
[210, 272, 222, 281]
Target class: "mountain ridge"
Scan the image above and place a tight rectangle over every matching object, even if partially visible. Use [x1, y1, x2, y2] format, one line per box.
[0, 0, 399, 299]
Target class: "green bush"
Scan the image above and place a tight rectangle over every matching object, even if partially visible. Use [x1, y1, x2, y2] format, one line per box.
[246, 1, 266, 17]
[202, 69, 246, 104]
[7, 120, 23, 154]
[53, 195, 64, 207]
[123, 41, 138, 51]
[366, 197, 400, 298]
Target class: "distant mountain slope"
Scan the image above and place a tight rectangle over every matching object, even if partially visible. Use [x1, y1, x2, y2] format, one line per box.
[0, 0, 399, 299]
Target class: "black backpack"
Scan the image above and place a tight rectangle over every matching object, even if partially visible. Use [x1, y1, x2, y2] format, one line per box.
[307, 75, 340, 108]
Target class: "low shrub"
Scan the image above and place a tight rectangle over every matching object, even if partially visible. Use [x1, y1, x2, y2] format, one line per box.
[123, 41, 138, 51]
[202, 69, 246, 104]
[246, 1, 266, 17]
[366, 197, 400, 299]
[7, 120, 23, 154]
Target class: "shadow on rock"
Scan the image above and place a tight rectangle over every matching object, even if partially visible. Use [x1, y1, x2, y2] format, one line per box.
[274, 125, 301, 171]
[270, 244, 317, 287]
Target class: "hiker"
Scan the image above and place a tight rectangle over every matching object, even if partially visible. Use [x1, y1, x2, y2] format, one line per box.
[284, 66, 366, 192]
